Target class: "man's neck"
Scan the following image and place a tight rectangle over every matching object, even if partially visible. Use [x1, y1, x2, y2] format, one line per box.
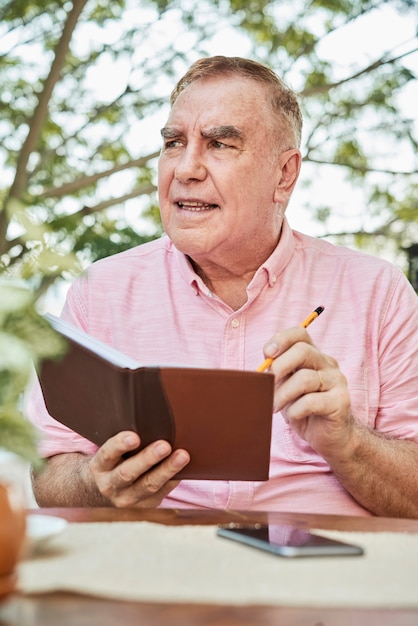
[186, 229, 283, 310]
[188, 257, 262, 311]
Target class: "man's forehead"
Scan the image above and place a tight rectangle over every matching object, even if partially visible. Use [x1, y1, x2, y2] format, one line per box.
[164, 101, 263, 136]
[163, 77, 271, 140]
[170, 76, 266, 114]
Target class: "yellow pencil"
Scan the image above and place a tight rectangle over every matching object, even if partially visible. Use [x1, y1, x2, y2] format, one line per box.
[256, 306, 325, 373]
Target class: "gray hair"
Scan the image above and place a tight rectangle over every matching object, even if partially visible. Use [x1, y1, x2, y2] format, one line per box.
[170, 56, 303, 149]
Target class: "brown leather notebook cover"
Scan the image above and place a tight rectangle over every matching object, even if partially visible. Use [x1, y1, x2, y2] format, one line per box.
[37, 315, 274, 480]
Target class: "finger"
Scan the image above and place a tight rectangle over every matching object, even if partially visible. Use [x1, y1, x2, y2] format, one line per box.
[136, 478, 181, 507]
[284, 386, 352, 445]
[137, 450, 190, 497]
[117, 445, 189, 489]
[274, 366, 342, 414]
[114, 478, 181, 509]
[98, 448, 190, 508]
[263, 326, 315, 362]
[92, 437, 173, 488]
[274, 368, 321, 412]
[270, 341, 324, 389]
[104, 450, 190, 507]
[280, 370, 351, 423]
[317, 370, 325, 392]
[92, 431, 141, 472]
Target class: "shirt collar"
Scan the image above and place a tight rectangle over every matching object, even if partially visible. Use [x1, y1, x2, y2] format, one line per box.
[257, 218, 296, 288]
[171, 217, 296, 294]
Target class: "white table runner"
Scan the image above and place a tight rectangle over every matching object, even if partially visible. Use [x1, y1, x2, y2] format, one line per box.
[18, 521, 418, 607]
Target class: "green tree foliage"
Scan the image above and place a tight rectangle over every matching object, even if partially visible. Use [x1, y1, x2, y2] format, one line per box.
[0, 0, 417, 296]
[0, 280, 66, 464]
[227, 0, 417, 260]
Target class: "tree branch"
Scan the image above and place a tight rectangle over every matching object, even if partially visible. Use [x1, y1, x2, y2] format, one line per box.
[1, 183, 157, 258]
[301, 46, 418, 97]
[79, 183, 157, 216]
[294, 1, 382, 62]
[0, 0, 88, 251]
[303, 157, 417, 176]
[30, 89, 165, 180]
[39, 151, 160, 199]
[318, 217, 402, 240]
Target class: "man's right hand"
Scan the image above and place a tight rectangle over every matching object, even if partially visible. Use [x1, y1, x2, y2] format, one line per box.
[89, 431, 190, 508]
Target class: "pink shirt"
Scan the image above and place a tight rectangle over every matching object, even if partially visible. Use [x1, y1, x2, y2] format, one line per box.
[28, 219, 418, 516]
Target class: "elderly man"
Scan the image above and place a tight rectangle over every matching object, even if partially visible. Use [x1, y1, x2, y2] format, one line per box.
[29, 56, 418, 517]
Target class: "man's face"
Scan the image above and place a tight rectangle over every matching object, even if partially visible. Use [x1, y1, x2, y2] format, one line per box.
[158, 76, 291, 270]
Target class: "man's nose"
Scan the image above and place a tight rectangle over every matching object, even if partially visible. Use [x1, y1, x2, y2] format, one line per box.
[174, 146, 207, 183]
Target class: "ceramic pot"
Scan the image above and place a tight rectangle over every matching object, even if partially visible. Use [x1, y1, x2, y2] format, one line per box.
[0, 482, 26, 601]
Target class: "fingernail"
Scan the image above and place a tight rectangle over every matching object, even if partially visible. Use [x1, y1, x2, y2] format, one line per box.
[173, 450, 190, 469]
[124, 434, 138, 447]
[265, 341, 279, 357]
[154, 441, 171, 456]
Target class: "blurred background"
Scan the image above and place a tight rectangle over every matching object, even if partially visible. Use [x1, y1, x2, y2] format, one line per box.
[1, 0, 417, 312]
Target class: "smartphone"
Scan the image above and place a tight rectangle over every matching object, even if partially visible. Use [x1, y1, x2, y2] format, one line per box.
[216, 524, 364, 558]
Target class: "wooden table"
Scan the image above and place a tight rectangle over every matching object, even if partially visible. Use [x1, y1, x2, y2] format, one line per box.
[2, 507, 418, 626]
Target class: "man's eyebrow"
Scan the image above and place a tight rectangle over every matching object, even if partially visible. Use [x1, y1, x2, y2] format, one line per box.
[202, 125, 244, 141]
[160, 125, 244, 141]
[160, 127, 180, 138]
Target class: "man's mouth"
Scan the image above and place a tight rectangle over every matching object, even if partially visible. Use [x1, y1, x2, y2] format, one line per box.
[177, 201, 218, 211]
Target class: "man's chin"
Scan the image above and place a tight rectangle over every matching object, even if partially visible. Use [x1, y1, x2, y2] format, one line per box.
[169, 230, 215, 256]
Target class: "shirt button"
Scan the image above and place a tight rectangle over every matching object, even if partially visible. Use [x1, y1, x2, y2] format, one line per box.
[231, 319, 240, 328]
[271, 274, 277, 283]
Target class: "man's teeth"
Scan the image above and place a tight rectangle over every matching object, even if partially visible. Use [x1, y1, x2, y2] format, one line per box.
[178, 201, 217, 211]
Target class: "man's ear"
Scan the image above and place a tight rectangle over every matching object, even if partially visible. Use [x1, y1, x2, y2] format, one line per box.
[273, 149, 302, 205]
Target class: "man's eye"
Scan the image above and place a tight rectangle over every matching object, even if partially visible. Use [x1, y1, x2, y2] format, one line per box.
[212, 140, 229, 149]
[164, 139, 182, 149]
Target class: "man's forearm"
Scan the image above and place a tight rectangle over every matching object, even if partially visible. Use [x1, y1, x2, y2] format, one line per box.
[327, 423, 418, 518]
[31, 453, 111, 507]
